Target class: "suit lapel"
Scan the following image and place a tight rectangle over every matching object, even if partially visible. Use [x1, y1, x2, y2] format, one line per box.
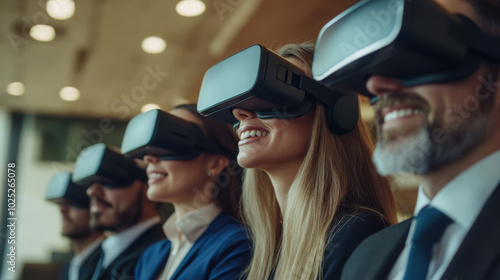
[170, 213, 229, 280]
[371, 219, 412, 279]
[147, 242, 172, 280]
[442, 184, 500, 280]
[98, 224, 164, 280]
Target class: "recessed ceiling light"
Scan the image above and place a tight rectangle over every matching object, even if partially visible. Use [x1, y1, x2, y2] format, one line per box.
[46, 0, 75, 20]
[141, 103, 161, 113]
[6, 82, 25, 96]
[30, 24, 56, 42]
[176, 0, 206, 17]
[141, 36, 167, 54]
[60, 87, 80, 101]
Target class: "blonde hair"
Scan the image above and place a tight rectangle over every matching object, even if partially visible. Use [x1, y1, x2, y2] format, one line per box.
[242, 43, 397, 279]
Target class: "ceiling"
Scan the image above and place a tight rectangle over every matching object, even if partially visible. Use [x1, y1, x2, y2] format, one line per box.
[0, 0, 359, 120]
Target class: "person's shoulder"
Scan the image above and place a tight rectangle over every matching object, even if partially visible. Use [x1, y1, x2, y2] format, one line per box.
[322, 210, 393, 279]
[340, 218, 413, 280]
[356, 217, 412, 248]
[139, 239, 170, 260]
[205, 213, 251, 249]
[212, 212, 249, 236]
[330, 209, 389, 242]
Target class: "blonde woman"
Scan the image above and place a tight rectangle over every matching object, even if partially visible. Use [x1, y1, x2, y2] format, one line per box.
[232, 43, 397, 279]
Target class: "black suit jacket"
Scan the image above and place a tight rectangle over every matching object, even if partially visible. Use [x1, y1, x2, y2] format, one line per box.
[59, 244, 103, 280]
[95, 223, 165, 280]
[341, 184, 500, 280]
[321, 210, 389, 280]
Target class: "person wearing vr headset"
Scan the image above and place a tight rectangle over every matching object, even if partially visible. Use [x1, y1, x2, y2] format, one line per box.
[198, 42, 397, 279]
[72, 144, 165, 280]
[122, 105, 251, 280]
[45, 171, 104, 280]
[320, 0, 500, 279]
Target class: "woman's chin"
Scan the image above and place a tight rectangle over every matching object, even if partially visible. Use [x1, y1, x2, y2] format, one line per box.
[237, 153, 260, 169]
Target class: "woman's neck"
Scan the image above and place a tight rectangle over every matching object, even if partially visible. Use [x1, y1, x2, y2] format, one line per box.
[173, 200, 212, 219]
[264, 161, 302, 212]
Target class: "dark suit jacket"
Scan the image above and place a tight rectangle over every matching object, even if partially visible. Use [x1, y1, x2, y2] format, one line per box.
[134, 212, 251, 280]
[95, 223, 165, 280]
[59, 245, 102, 280]
[321, 210, 389, 280]
[341, 184, 500, 280]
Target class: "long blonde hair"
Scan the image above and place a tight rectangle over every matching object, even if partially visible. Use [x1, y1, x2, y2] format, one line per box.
[242, 43, 397, 280]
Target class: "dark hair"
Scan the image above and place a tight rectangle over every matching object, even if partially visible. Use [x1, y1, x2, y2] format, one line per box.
[172, 104, 243, 221]
[464, 0, 500, 35]
[464, 0, 500, 77]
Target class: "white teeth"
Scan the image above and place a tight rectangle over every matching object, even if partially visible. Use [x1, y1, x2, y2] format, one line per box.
[384, 108, 421, 123]
[149, 173, 166, 179]
[240, 129, 269, 140]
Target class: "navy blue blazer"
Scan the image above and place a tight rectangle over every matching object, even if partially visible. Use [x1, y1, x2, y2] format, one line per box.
[135, 212, 251, 280]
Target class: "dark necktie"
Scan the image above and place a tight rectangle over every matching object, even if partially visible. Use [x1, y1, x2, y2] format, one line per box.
[91, 250, 105, 280]
[403, 206, 452, 280]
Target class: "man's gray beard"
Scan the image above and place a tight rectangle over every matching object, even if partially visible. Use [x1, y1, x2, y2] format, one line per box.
[373, 112, 491, 176]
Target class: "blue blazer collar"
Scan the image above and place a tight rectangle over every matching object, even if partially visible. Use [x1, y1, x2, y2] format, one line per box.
[168, 212, 234, 280]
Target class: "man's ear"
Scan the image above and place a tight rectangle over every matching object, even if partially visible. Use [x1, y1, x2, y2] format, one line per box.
[207, 155, 230, 176]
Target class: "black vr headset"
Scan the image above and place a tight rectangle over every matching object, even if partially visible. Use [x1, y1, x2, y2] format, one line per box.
[197, 44, 359, 135]
[313, 0, 500, 102]
[45, 171, 90, 208]
[121, 109, 237, 160]
[72, 143, 147, 188]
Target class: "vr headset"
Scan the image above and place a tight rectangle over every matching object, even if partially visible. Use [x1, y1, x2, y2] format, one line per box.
[72, 143, 147, 188]
[121, 109, 237, 160]
[45, 171, 90, 208]
[313, 0, 500, 101]
[197, 44, 359, 135]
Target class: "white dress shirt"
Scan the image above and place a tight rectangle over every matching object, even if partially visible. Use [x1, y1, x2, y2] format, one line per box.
[101, 216, 161, 268]
[68, 236, 104, 280]
[157, 203, 222, 280]
[388, 150, 500, 280]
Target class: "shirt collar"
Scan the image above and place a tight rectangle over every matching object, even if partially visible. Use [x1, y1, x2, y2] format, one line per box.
[414, 150, 500, 229]
[101, 216, 161, 268]
[73, 235, 105, 262]
[70, 235, 105, 275]
[163, 203, 222, 244]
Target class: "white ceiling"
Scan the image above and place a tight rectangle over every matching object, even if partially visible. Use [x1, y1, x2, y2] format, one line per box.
[0, 0, 358, 120]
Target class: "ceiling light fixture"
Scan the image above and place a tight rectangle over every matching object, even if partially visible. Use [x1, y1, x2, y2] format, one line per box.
[30, 24, 56, 42]
[141, 104, 161, 113]
[141, 36, 167, 54]
[176, 0, 206, 17]
[60, 86, 80, 101]
[46, 0, 75, 20]
[6, 82, 25, 96]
